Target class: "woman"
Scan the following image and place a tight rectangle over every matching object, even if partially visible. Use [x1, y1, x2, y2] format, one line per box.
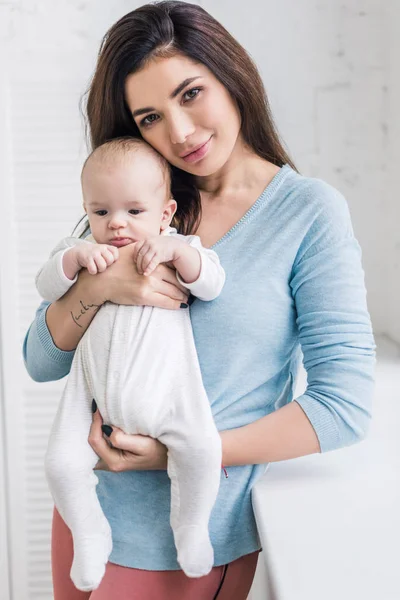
[23, 2, 376, 599]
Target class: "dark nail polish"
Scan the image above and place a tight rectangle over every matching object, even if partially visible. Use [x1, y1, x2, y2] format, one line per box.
[101, 425, 113, 437]
[180, 303, 188, 309]
[92, 399, 97, 413]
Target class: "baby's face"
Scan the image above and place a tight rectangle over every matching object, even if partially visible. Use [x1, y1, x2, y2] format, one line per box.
[82, 151, 174, 247]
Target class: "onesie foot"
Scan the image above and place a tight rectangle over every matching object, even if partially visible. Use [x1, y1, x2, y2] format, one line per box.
[174, 525, 214, 578]
[70, 522, 113, 592]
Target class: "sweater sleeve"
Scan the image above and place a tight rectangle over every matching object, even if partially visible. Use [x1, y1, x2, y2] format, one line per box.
[22, 301, 75, 382]
[175, 235, 226, 301]
[290, 183, 376, 453]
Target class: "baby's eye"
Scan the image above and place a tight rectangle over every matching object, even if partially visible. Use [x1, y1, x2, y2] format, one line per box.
[129, 209, 142, 215]
[95, 210, 107, 216]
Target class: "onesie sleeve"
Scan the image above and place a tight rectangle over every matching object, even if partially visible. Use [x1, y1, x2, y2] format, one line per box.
[175, 235, 226, 301]
[22, 301, 75, 382]
[35, 236, 91, 303]
[290, 182, 376, 453]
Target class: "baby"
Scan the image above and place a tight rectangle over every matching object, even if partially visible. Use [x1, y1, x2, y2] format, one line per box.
[36, 138, 225, 591]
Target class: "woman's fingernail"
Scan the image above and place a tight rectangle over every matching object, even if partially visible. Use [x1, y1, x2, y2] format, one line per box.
[92, 399, 97, 413]
[101, 425, 113, 437]
[180, 303, 188, 309]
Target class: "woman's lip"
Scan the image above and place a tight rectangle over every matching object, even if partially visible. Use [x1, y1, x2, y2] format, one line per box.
[109, 238, 134, 247]
[181, 137, 212, 163]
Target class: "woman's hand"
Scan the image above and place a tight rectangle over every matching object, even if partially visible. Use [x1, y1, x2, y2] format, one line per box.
[89, 403, 168, 472]
[88, 243, 189, 309]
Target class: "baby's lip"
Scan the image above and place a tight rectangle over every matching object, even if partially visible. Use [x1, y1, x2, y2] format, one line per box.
[109, 237, 134, 247]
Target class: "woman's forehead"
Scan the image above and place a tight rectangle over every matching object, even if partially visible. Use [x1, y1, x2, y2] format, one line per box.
[125, 55, 209, 108]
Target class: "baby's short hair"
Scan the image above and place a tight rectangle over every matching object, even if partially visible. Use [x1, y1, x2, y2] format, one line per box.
[82, 137, 171, 189]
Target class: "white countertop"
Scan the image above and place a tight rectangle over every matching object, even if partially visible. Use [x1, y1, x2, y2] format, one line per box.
[252, 339, 400, 600]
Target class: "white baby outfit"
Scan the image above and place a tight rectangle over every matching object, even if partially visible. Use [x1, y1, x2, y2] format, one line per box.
[36, 227, 225, 591]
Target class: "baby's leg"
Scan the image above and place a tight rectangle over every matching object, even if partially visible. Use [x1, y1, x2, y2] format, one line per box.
[159, 401, 222, 578]
[44, 347, 112, 592]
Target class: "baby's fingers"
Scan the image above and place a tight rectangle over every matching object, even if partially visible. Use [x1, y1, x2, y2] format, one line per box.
[143, 253, 160, 276]
[86, 258, 98, 275]
[94, 254, 108, 273]
[136, 243, 151, 275]
[103, 246, 119, 265]
[132, 240, 145, 264]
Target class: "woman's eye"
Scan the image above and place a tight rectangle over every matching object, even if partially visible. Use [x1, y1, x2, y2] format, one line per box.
[95, 210, 107, 216]
[139, 88, 201, 128]
[183, 87, 201, 102]
[129, 209, 142, 215]
[141, 113, 159, 127]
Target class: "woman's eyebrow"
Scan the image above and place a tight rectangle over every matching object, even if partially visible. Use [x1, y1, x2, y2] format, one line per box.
[131, 76, 202, 118]
[170, 76, 202, 99]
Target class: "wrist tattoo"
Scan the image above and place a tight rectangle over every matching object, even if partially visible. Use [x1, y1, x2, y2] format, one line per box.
[71, 299, 101, 328]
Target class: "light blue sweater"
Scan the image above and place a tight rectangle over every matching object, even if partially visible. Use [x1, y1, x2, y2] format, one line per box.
[23, 165, 376, 569]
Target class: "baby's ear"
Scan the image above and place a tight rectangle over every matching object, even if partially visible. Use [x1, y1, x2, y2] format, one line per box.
[161, 197, 177, 229]
[168, 197, 178, 218]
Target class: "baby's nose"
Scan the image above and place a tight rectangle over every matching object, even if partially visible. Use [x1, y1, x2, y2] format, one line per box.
[109, 216, 127, 229]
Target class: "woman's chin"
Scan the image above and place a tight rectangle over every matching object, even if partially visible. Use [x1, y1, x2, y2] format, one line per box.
[181, 155, 228, 178]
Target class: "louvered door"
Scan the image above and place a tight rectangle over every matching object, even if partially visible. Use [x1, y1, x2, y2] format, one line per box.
[1, 72, 86, 599]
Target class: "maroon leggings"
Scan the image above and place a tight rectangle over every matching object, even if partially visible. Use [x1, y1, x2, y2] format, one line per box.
[52, 508, 259, 599]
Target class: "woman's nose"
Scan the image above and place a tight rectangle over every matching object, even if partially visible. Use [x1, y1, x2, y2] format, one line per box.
[168, 112, 196, 145]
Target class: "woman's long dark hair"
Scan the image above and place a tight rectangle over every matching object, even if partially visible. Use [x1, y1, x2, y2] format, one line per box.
[81, 1, 295, 236]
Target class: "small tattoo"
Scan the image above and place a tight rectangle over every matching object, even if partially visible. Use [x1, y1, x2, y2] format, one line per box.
[71, 300, 101, 328]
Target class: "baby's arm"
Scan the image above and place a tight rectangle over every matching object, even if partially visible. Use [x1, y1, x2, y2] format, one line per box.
[133, 234, 225, 302]
[175, 235, 226, 301]
[134, 236, 200, 281]
[35, 237, 118, 303]
[166, 242, 202, 285]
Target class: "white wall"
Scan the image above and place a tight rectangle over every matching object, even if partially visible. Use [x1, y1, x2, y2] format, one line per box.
[1, 0, 397, 338]
[385, 1, 400, 344]
[204, 0, 399, 342]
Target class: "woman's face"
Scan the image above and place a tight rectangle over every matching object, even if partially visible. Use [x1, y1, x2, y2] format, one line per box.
[125, 54, 242, 177]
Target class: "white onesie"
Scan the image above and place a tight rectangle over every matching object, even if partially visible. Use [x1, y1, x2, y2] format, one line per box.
[36, 227, 225, 592]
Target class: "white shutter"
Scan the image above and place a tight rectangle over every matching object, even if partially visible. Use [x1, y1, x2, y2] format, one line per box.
[0, 73, 30, 600]
[1, 66, 87, 599]
[0, 323, 12, 600]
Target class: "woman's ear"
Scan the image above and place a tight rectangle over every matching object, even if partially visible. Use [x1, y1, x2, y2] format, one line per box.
[160, 198, 178, 230]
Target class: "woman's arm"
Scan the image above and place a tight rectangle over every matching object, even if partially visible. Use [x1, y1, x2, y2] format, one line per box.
[226, 183, 375, 463]
[288, 183, 376, 453]
[88, 398, 319, 471]
[221, 401, 320, 464]
[23, 301, 75, 382]
[24, 244, 189, 381]
[45, 266, 105, 351]
[23, 268, 107, 382]
[46, 247, 189, 351]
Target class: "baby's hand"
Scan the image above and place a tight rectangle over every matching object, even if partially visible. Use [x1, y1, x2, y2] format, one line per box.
[133, 236, 182, 276]
[72, 243, 120, 275]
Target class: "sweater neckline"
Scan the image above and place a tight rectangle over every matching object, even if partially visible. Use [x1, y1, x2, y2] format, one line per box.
[210, 163, 292, 249]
